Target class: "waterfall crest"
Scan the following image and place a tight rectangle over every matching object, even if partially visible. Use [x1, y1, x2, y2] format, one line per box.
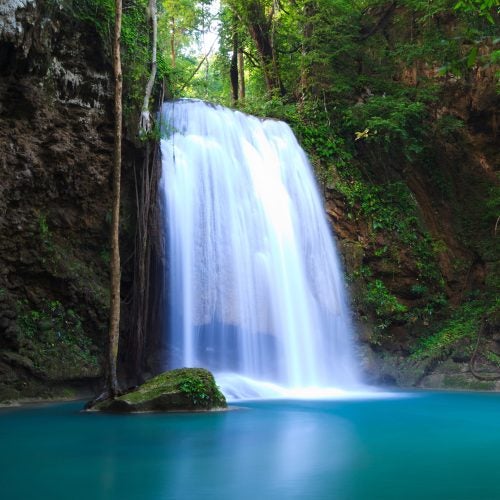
[160, 99, 361, 399]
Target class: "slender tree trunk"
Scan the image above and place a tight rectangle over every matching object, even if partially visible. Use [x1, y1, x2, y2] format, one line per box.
[230, 31, 239, 103]
[108, 0, 123, 396]
[139, 0, 158, 134]
[170, 17, 176, 67]
[237, 48, 245, 100]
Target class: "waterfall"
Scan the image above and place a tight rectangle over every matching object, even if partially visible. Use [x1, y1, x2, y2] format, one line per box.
[160, 99, 361, 399]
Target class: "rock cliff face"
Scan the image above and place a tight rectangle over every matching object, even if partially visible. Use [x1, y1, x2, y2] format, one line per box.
[326, 64, 499, 389]
[0, 0, 117, 400]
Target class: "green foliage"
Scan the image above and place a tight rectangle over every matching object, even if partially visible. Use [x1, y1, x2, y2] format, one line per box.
[336, 180, 444, 286]
[178, 376, 215, 406]
[414, 314, 476, 359]
[454, 0, 499, 23]
[410, 283, 429, 297]
[177, 371, 226, 408]
[412, 296, 499, 359]
[17, 300, 99, 377]
[364, 279, 407, 317]
[36, 212, 55, 260]
[485, 350, 500, 367]
[68, 0, 115, 49]
[345, 96, 428, 159]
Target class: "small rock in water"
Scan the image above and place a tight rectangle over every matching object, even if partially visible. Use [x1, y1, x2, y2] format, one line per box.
[89, 368, 227, 413]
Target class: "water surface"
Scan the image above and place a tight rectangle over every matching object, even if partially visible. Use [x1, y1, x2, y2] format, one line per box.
[1, 391, 500, 500]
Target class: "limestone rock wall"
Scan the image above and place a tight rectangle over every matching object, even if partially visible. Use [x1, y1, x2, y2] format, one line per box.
[0, 0, 117, 400]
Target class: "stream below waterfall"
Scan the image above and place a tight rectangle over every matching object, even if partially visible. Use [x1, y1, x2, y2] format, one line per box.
[2, 391, 500, 499]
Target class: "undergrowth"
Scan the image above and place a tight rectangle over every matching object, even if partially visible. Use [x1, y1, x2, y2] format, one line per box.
[17, 300, 99, 378]
[412, 295, 499, 360]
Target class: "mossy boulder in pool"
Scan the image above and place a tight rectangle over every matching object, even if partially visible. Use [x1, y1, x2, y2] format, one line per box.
[92, 368, 227, 413]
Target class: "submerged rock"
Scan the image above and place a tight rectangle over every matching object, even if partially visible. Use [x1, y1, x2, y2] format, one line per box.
[91, 368, 227, 413]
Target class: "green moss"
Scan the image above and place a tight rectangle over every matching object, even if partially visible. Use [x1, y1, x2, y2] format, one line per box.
[120, 368, 227, 409]
[16, 300, 100, 380]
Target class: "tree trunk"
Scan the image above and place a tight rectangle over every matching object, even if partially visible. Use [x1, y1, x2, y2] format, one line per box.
[248, 26, 284, 95]
[238, 48, 245, 100]
[230, 31, 239, 103]
[245, 1, 285, 96]
[139, 0, 158, 134]
[108, 0, 123, 396]
[170, 17, 176, 67]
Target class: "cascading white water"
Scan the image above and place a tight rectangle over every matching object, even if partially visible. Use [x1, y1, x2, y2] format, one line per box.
[160, 99, 361, 399]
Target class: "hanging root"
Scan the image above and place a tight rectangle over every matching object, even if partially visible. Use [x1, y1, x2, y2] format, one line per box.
[139, 110, 152, 134]
[469, 317, 500, 381]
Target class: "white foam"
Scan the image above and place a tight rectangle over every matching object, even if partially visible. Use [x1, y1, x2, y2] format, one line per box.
[215, 372, 405, 402]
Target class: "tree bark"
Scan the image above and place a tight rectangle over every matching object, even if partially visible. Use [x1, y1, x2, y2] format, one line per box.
[247, 25, 284, 94]
[238, 48, 245, 100]
[236, 0, 284, 96]
[139, 0, 158, 134]
[230, 31, 239, 103]
[108, 0, 123, 396]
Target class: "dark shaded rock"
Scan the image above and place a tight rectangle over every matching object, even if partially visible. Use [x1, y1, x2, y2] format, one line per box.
[1, 310, 16, 320]
[0, 350, 34, 372]
[91, 368, 227, 413]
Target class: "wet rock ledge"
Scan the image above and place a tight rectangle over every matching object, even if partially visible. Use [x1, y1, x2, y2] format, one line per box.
[89, 368, 227, 413]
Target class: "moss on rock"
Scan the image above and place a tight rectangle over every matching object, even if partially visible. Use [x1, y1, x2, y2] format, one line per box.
[92, 368, 227, 413]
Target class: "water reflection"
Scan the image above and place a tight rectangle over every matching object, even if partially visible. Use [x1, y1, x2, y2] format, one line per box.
[162, 402, 358, 499]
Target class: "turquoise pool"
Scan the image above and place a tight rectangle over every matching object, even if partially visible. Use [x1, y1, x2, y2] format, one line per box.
[1, 391, 500, 499]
